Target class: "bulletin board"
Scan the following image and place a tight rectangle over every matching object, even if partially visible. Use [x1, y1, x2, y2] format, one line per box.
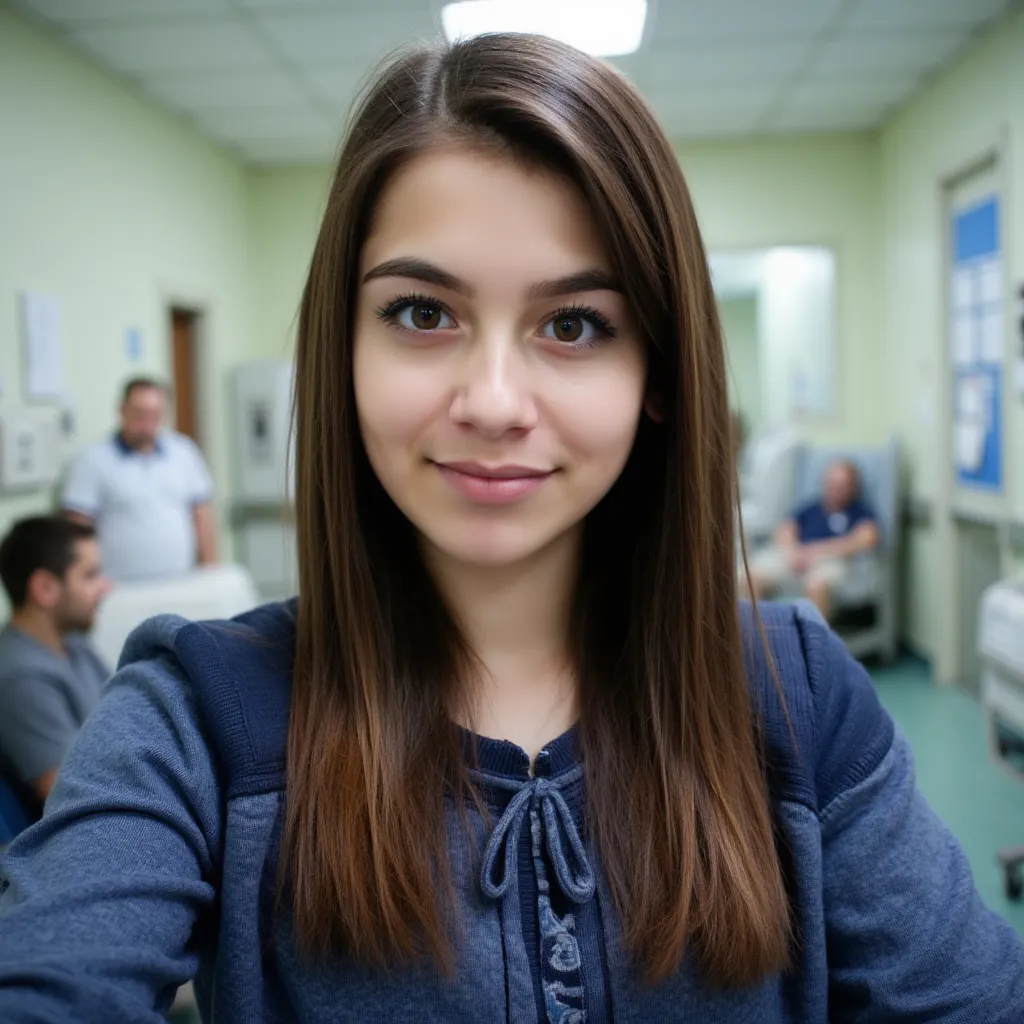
[951, 196, 1003, 492]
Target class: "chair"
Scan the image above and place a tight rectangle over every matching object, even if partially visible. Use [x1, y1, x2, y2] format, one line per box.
[90, 563, 261, 670]
[789, 435, 901, 661]
[739, 424, 802, 546]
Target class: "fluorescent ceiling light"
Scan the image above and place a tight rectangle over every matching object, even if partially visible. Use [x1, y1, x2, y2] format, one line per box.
[441, 0, 648, 57]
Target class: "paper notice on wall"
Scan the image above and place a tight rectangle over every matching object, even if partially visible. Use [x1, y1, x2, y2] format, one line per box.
[952, 311, 975, 365]
[980, 306, 1004, 364]
[19, 291, 64, 399]
[952, 266, 974, 312]
[954, 374, 992, 473]
[955, 421, 986, 472]
[979, 259, 1002, 304]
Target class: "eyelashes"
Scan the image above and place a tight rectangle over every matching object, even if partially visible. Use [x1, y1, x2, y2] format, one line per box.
[375, 292, 444, 324]
[374, 292, 619, 347]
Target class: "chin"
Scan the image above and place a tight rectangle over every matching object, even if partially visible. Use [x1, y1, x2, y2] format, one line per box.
[424, 519, 574, 570]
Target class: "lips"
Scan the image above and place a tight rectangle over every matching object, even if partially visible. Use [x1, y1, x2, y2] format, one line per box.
[437, 461, 551, 479]
[431, 460, 554, 505]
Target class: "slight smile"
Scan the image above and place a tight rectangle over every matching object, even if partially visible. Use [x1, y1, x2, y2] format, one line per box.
[432, 461, 555, 505]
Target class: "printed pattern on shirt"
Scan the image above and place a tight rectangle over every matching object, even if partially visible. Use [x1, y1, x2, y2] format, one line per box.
[531, 809, 586, 1024]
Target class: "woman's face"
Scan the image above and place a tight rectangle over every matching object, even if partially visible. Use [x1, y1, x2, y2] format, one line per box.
[354, 148, 647, 569]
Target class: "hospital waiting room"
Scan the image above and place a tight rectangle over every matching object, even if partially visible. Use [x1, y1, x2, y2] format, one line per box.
[1, 0, 1024, 1021]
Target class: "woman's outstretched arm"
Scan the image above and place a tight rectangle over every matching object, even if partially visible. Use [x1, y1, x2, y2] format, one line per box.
[0, 654, 223, 1022]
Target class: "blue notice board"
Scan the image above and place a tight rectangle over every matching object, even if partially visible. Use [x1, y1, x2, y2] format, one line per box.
[951, 196, 1002, 492]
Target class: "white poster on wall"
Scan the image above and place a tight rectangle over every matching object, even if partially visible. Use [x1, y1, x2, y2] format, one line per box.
[19, 291, 64, 399]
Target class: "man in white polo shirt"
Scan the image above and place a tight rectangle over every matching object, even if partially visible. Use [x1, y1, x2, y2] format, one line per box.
[61, 377, 218, 582]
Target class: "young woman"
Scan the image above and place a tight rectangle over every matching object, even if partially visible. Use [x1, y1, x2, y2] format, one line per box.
[1, 34, 1021, 1024]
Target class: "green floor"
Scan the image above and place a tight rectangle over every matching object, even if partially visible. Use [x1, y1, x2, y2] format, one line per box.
[870, 657, 1024, 936]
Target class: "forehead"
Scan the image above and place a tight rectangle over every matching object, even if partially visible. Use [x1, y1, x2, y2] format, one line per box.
[69, 537, 100, 565]
[125, 387, 163, 407]
[360, 148, 609, 280]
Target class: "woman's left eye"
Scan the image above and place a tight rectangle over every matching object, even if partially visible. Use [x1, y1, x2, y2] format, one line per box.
[540, 308, 616, 347]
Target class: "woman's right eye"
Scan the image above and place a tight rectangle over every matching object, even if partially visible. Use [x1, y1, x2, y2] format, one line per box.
[378, 298, 456, 333]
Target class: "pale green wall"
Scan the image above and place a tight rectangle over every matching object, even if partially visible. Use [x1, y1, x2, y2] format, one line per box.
[718, 296, 762, 433]
[247, 167, 331, 359]
[0, 10, 253, 561]
[879, 8, 1024, 674]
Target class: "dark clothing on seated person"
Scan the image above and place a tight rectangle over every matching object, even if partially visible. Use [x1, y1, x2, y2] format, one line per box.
[0, 626, 109, 800]
[793, 499, 875, 544]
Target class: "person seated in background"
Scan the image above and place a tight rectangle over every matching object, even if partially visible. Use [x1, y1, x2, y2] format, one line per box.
[748, 459, 879, 620]
[61, 377, 218, 582]
[0, 517, 111, 812]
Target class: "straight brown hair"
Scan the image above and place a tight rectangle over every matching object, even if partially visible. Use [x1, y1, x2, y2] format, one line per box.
[286, 33, 790, 987]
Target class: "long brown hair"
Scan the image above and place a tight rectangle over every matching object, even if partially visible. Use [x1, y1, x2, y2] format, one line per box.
[286, 33, 790, 987]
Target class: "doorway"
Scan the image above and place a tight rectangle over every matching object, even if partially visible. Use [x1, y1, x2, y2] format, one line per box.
[170, 307, 201, 446]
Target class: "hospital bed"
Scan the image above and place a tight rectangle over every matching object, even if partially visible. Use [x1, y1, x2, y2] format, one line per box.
[978, 579, 1024, 900]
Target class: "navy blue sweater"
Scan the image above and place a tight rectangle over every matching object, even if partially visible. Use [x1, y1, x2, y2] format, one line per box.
[0, 600, 1022, 1022]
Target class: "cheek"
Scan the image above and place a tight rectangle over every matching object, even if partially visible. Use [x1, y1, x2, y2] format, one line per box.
[548, 361, 645, 465]
[353, 342, 446, 456]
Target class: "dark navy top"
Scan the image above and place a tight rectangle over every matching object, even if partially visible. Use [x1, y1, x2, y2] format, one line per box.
[472, 726, 603, 1021]
[1, 600, 1023, 1022]
[793, 499, 875, 544]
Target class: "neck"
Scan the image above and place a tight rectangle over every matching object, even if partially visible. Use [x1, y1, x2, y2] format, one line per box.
[10, 606, 67, 656]
[425, 527, 581, 758]
[121, 432, 156, 454]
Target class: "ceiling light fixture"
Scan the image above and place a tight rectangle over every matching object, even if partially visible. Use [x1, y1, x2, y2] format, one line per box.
[441, 0, 648, 58]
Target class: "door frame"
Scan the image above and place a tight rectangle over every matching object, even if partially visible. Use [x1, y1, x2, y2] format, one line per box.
[934, 129, 1014, 686]
[158, 284, 212, 453]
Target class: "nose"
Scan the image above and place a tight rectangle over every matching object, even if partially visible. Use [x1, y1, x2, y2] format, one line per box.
[448, 332, 538, 439]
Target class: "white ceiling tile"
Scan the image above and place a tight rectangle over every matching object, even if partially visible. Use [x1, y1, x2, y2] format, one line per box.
[809, 29, 967, 77]
[192, 108, 334, 144]
[142, 69, 308, 113]
[10, 0, 227, 24]
[12, 0, 1011, 164]
[252, 9, 436, 66]
[647, 85, 780, 118]
[71, 18, 273, 74]
[659, 111, 763, 139]
[843, 0, 1010, 31]
[235, 0, 419, 11]
[764, 107, 879, 133]
[642, 41, 811, 87]
[784, 74, 922, 111]
[236, 139, 336, 165]
[778, 94, 890, 121]
[654, 0, 846, 42]
[300, 66, 373, 106]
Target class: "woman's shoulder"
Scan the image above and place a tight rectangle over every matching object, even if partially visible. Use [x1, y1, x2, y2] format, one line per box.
[740, 600, 895, 813]
[119, 599, 297, 796]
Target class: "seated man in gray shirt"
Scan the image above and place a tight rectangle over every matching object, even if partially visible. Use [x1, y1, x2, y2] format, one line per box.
[0, 516, 111, 814]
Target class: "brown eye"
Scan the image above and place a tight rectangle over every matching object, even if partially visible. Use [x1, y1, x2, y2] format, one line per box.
[412, 303, 442, 330]
[553, 315, 584, 342]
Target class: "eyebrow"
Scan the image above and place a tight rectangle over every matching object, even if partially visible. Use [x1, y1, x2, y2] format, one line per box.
[361, 257, 622, 300]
